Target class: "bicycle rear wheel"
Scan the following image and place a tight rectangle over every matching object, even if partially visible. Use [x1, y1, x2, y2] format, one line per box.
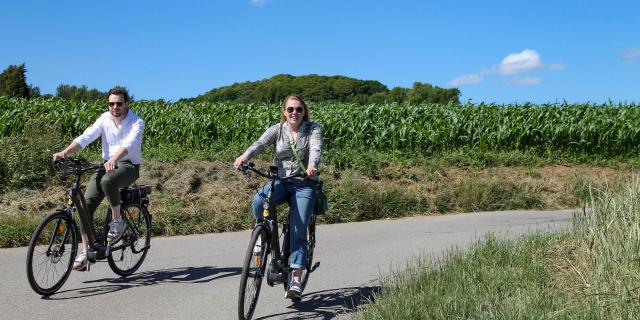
[26, 211, 78, 295]
[238, 225, 269, 320]
[107, 203, 151, 276]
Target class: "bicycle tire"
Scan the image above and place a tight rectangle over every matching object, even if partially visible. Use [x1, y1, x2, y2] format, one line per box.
[281, 222, 291, 292]
[299, 214, 317, 292]
[238, 225, 269, 320]
[107, 203, 151, 276]
[26, 210, 78, 295]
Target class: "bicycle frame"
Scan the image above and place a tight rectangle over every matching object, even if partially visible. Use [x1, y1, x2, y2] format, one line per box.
[67, 169, 101, 247]
[242, 164, 297, 285]
[26, 159, 152, 295]
[237, 162, 321, 318]
[57, 159, 134, 259]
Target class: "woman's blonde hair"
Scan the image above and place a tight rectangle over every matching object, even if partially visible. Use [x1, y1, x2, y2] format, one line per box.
[280, 94, 310, 123]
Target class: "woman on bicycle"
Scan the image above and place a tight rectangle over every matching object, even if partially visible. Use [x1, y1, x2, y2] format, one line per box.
[234, 94, 323, 299]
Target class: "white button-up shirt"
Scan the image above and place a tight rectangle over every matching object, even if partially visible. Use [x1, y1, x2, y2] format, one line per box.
[74, 110, 145, 164]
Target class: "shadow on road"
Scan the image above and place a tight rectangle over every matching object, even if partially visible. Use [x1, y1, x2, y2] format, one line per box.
[255, 286, 381, 320]
[42, 265, 241, 300]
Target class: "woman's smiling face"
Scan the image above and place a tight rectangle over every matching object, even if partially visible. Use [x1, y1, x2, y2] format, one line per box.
[283, 98, 305, 127]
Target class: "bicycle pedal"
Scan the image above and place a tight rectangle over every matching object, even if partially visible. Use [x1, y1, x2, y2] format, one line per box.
[311, 261, 320, 272]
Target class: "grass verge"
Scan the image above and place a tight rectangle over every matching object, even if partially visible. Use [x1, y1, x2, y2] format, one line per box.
[352, 180, 640, 319]
[1, 159, 634, 248]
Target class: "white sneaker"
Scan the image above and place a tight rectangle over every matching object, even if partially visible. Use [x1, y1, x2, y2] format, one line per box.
[107, 218, 127, 242]
[72, 252, 88, 271]
[287, 280, 302, 299]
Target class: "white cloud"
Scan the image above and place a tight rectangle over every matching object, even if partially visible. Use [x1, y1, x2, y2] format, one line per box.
[621, 48, 640, 62]
[547, 63, 566, 70]
[508, 77, 542, 86]
[497, 49, 543, 75]
[448, 74, 483, 86]
[448, 49, 563, 88]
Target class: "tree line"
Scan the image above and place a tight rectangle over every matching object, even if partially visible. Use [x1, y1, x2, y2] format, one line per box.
[191, 74, 460, 104]
[0, 64, 40, 98]
[1, 64, 460, 104]
[0, 64, 125, 103]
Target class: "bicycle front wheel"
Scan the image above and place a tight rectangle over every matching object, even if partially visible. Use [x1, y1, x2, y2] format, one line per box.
[238, 225, 269, 320]
[26, 210, 78, 295]
[107, 203, 151, 276]
[299, 214, 317, 292]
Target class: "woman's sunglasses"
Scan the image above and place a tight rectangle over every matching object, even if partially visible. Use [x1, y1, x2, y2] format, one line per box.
[286, 107, 304, 114]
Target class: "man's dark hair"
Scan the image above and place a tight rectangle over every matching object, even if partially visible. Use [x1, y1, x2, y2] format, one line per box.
[108, 86, 130, 103]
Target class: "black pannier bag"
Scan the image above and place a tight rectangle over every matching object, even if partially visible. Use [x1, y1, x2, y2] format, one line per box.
[120, 185, 152, 205]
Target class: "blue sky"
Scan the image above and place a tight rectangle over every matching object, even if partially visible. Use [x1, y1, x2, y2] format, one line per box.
[2, 0, 638, 103]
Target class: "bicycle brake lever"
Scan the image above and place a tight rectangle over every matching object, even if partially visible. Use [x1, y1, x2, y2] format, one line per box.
[52, 159, 65, 170]
[239, 162, 255, 174]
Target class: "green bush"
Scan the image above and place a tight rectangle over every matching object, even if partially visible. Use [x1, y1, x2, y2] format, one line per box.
[0, 120, 66, 192]
[435, 176, 543, 213]
[320, 174, 429, 223]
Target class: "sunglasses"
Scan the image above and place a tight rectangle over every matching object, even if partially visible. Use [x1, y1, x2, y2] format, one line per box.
[108, 102, 124, 107]
[286, 106, 304, 114]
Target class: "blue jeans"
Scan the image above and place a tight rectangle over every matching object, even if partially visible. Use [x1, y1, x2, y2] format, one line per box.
[252, 179, 316, 269]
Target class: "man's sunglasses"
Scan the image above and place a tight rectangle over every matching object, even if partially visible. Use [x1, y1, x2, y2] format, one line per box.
[108, 102, 124, 107]
[286, 107, 304, 113]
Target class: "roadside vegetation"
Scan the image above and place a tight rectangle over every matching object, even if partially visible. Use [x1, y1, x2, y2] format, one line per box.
[1, 98, 640, 248]
[353, 179, 640, 319]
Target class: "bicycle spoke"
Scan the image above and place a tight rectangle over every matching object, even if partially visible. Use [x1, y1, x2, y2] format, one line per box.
[27, 212, 77, 295]
[239, 226, 268, 319]
[107, 204, 150, 276]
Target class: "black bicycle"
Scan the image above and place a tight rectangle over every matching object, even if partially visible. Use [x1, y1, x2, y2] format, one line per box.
[237, 163, 320, 320]
[26, 158, 152, 295]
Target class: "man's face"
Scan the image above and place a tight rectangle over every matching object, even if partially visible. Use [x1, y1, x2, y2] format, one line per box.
[108, 94, 128, 118]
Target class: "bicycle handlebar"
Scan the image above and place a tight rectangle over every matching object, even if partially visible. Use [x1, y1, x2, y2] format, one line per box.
[239, 162, 310, 181]
[52, 158, 113, 175]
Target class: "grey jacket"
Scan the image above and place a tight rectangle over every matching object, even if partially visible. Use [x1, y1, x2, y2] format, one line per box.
[242, 121, 323, 179]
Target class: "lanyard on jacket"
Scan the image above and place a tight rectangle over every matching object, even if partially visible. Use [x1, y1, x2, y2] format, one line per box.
[287, 128, 308, 172]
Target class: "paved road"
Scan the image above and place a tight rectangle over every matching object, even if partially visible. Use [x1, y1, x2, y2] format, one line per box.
[0, 209, 572, 319]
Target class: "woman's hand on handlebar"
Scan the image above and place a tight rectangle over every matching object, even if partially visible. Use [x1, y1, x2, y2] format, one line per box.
[234, 155, 249, 170]
[306, 166, 319, 179]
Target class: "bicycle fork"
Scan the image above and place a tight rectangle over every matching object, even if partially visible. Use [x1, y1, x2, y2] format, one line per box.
[264, 222, 283, 285]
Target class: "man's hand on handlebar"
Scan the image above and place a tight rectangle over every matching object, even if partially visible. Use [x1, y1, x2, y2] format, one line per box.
[104, 159, 117, 174]
[52, 151, 66, 161]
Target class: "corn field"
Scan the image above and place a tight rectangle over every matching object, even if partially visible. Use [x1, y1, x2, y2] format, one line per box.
[1, 96, 640, 156]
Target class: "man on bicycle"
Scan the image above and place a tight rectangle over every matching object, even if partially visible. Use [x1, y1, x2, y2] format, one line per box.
[52, 86, 144, 271]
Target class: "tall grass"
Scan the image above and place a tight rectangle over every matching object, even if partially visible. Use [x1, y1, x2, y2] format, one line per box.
[353, 180, 640, 319]
[569, 180, 640, 316]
